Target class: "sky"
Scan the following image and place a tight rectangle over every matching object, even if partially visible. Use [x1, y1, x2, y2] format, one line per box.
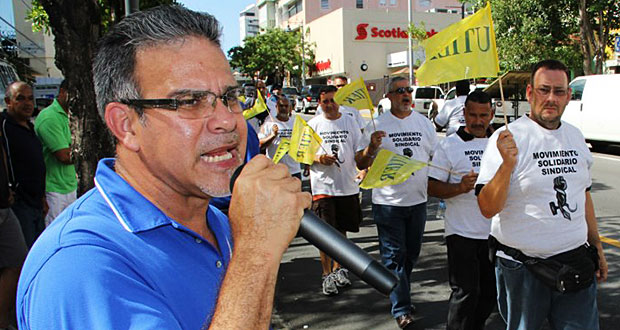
[179, 0, 256, 55]
[0, 0, 256, 55]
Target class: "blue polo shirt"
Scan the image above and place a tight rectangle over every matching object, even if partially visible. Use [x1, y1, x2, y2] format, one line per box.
[16, 158, 233, 330]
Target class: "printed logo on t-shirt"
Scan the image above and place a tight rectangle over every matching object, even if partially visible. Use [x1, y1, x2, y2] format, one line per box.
[533, 149, 579, 176]
[389, 131, 423, 148]
[279, 127, 293, 138]
[549, 176, 577, 220]
[331, 144, 346, 165]
[320, 130, 350, 144]
[464, 149, 484, 168]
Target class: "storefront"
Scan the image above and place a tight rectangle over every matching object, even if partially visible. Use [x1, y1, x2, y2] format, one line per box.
[304, 8, 460, 102]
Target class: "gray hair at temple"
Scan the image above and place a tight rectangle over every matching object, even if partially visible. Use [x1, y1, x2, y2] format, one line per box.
[387, 76, 408, 93]
[92, 5, 222, 120]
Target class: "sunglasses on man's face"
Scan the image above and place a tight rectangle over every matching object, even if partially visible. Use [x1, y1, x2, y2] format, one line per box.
[391, 87, 414, 94]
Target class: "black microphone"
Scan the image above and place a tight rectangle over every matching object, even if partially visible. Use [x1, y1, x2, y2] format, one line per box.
[229, 165, 397, 296]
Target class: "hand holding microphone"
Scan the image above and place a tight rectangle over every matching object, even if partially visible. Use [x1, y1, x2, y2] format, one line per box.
[230, 161, 397, 295]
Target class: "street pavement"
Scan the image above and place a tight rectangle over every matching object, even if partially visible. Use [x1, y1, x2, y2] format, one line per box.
[270, 117, 620, 329]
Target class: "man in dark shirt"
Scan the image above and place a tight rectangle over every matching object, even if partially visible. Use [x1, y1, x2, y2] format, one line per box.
[2, 81, 47, 247]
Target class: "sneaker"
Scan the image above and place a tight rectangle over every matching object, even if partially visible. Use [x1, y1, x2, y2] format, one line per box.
[334, 268, 351, 287]
[322, 272, 339, 296]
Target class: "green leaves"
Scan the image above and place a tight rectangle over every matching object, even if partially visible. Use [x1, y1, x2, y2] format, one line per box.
[228, 28, 314, 82]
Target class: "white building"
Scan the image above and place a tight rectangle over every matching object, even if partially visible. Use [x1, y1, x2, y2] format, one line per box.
[239, 4, 259, 46]
[11, 0, 62, 78]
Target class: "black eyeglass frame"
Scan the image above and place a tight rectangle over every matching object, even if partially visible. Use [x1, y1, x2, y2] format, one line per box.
[119, 88, 243, 116]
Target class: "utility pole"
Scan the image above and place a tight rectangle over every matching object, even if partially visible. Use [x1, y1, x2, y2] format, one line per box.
[301, 26, 306, 88]
[125, 0, 139, 16]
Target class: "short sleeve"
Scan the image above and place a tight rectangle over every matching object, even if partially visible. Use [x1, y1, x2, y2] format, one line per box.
[434, 102, 450, 127]
[35, 118, 69, 153]
[476, 131, 502, 186]
[429, 140, 450, 182]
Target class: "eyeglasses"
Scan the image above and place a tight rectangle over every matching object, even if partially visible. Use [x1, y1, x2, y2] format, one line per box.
[390, 87, 414, 94]
[120, 88, 243, 119]
[335, 84, 346, 88]
[534, 87, 568, 97]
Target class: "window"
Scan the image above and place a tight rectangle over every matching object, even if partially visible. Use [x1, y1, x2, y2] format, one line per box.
[570, 79, 586, 101]
[288, 0, 302, 17]
[321, 0, 329, 10]
[379, 0, 386, 6]
[390, 0, 397, 6]
[356, 0, 363, 9]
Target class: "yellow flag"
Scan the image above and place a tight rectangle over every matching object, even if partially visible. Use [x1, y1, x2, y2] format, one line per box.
[288, 116, 323, 165]
[360, 149, 428, 189]
[272, 138, 291, 164]
[243, 89, 268, 120]
[334, 77, 375, 114]
[416, 2, 499, 86]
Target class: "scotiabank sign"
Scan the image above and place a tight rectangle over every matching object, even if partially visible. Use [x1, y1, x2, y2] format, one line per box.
[354, 23, 437, 41]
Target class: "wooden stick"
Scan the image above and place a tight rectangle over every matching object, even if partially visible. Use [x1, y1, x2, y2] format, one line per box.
[498, 75, 509, 128]
[426, 161, 467, 177]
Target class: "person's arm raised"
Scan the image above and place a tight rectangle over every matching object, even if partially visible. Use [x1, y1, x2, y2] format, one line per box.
[209, 156, 311, 329]
[477, 130, 518, 218]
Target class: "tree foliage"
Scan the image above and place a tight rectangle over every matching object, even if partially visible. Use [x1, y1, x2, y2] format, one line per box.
[466, 0, 619, 75]
[27, 0, 175, 194]
[228, 28, 314, 85]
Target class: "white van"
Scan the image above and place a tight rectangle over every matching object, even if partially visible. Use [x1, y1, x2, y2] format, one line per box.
[562, 74, 620, 148]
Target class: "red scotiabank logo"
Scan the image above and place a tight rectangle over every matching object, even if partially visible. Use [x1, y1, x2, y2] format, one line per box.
[355, 23, 438, 40]
[355, 23, 369, 40]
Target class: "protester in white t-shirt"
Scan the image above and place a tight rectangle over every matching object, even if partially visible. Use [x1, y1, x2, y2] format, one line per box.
[258, 96, 301, 178]
[434, 79, 469, 136]
[476, 59, 607, 330]
[308, 85, 376, 297]
[315, 76, 366, 131]
[355, 76, 437, 330]
[428, 91, 495, 330]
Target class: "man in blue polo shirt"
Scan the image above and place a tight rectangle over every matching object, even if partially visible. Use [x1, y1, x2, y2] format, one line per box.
[16, 6, 311, 330]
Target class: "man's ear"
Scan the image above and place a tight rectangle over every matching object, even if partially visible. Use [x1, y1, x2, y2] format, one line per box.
[525, 84, 533, 103]
[105, 103, 140, 152]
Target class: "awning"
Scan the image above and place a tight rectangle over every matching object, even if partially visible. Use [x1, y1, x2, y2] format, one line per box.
[483, 71, 530, 98]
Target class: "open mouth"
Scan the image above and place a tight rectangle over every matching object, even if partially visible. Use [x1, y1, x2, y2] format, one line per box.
[201, 145, 238, 164]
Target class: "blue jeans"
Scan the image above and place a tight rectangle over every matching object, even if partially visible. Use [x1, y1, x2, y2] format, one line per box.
[372, 203, 427, 318]
[495, 257, 599, 330]
[11, 198, 45, 248]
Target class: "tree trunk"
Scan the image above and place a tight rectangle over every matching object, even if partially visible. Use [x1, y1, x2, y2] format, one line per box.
[579, 0, 594, 75]
[40, 0, 115, 195]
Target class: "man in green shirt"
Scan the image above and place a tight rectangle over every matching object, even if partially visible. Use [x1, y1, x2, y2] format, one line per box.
[34, 80, 77, 226]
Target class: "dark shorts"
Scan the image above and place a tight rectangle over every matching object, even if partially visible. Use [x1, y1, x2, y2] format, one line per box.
[0, 208, 28, 268]
[311, 194, 362, 233]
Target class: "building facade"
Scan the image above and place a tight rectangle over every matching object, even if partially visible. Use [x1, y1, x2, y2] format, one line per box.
[240, 4, 260, 46]
[11, 0, 62, 78]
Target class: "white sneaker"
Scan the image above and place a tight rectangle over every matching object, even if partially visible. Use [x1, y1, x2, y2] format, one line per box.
[322, 272, 339, 296]
[334, 268, 352, 287]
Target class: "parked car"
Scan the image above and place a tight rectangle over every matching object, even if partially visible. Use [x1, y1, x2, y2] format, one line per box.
[281, 87, 299, 110]
[429, 83, 489, 120]
[297, 84, 328, 113]
[376, 85, 444, 117]
[562, 74, 620, 149]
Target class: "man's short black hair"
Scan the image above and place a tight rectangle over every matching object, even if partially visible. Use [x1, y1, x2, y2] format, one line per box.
[319, 85, 338, 96]
[271, 85, 282, 92]
[333, 75, 348, 82]
[465, 90, 492, 108]
[59, 79, 68, 91]
[530, 59, 570, 85]
[455, 79, 470, 96]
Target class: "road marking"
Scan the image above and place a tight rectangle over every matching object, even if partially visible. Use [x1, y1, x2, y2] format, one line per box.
[593, 154, 620, 162]
[601, 235, 620, 249]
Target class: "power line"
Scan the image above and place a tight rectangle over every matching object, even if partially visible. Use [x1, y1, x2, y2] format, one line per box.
[0, 34, 47, 65]
[0, 15, 46, 52]
[19, 0, 33, 12]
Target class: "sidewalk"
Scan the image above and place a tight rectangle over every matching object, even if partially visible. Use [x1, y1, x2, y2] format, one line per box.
[271, 189, 505, 330]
